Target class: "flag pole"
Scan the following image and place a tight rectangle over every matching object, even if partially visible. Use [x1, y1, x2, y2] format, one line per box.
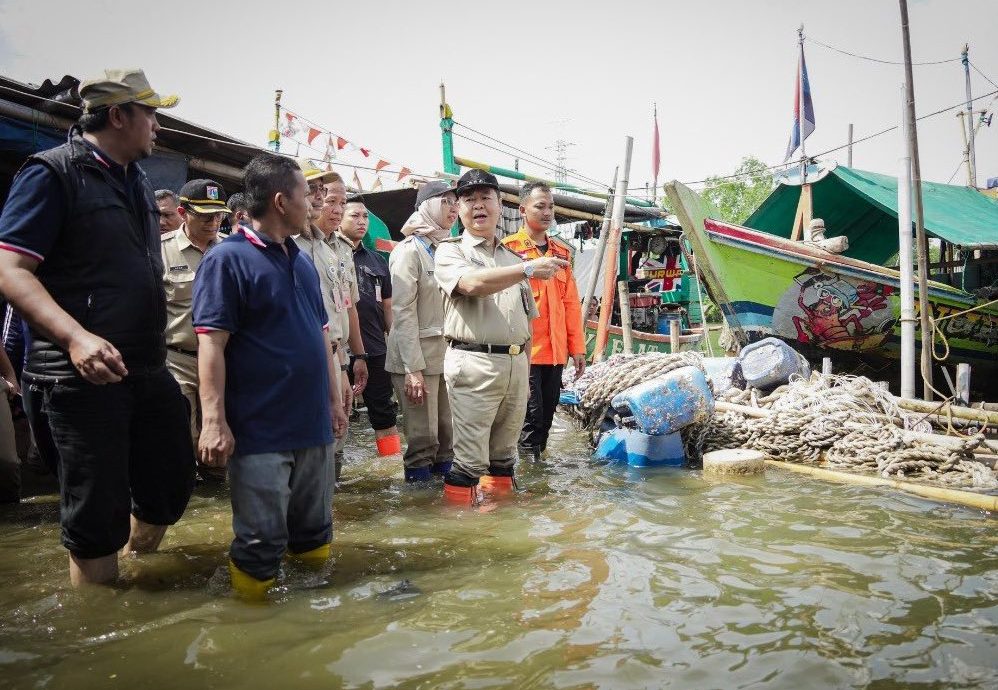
[652, 102, 659, 206]
[790, 26, 813, 241]
[270, 89, 283, 153]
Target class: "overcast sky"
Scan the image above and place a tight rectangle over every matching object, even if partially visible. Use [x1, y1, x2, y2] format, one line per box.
[2, 0, 996, 195]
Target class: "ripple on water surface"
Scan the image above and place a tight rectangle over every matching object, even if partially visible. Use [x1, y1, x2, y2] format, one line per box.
[0, 417, 995, 689]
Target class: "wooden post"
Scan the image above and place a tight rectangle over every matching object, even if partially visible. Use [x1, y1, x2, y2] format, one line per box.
[789, 183, 813, 241]
[822, 357, 832, 376]
[617, 281, 633, 354]
[580, 167, 619, 327]
[956, 363, 971, 406]
[593, 137, 633, 362]
[897, 84, 917, 400]
[669, 318, 681, 353]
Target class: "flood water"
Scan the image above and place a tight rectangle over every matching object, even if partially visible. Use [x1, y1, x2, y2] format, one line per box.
[1, 415, 996, 690]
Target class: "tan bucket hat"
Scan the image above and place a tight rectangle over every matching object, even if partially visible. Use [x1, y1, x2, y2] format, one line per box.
[79, 68, 180, 112]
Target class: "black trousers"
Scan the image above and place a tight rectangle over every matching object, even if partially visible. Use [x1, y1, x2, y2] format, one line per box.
[348, 353, 397, 431]
[519, 364, 563, 452]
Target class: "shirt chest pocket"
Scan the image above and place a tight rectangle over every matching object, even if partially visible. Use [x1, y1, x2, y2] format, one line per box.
[165, 270, 195, 303]
[554, 269, 569, 297]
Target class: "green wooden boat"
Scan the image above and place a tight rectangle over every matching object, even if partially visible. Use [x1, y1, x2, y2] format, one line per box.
[666, 167, 998, 396]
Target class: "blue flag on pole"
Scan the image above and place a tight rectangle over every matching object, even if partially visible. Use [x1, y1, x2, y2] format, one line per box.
[784, 44, 815, 162]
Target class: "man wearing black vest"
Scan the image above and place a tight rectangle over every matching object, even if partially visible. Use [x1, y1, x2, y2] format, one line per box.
[0, 69, 195, 587]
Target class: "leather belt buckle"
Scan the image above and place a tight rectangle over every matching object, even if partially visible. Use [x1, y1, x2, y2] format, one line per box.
[508, 344, 521, 356]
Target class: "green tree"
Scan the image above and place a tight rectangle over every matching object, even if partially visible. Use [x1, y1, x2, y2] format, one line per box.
[701, 156, 775, 224]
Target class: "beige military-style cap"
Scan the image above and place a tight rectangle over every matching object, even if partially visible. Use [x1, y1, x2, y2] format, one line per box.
[79, 68, 179, 112]
[296, 157, 342, 184]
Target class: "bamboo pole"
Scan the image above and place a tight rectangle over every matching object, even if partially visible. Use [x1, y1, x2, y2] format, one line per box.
[580, 168, 618, 329]
[891, 396, 998, 427]
[899, 0, 934, 400]
[495, 190, 654, 233]
[617, 281, 634, 354]
[669, 318, 681, 353]
[593, 137, 633, 362]
[765, 460, 998, 512]
[898, 84, 917, 400]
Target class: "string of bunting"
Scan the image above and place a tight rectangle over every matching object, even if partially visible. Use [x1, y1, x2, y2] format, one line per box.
[280, 107, 413, 185]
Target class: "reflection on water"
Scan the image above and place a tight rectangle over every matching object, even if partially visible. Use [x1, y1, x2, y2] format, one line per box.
[1, 415, 996, 689]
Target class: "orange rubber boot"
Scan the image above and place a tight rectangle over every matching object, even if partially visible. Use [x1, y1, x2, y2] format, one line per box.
[443, 482, 477, 507]
[376, 434, 402, 457]
[478, 475, 515, 500]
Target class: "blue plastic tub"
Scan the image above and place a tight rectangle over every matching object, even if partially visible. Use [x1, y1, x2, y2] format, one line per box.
[594, 428, 686, 467]
[610, 366, 715, 436]
[656, 312, 682, 335]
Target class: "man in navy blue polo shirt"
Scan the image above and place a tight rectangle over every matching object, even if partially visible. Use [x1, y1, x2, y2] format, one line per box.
[193, 153, 347, 601]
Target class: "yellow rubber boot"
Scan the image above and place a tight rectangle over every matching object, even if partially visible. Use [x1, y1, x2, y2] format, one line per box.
[287, 543, 331, 568]
[228, 560, 275, 602]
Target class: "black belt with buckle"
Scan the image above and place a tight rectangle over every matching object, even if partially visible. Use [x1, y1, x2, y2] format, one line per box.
[167, 345, 198, 358]
[449, 340, 525, 356]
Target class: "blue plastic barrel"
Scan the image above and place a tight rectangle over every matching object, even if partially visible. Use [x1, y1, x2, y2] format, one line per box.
[738, 337, 811, 390]
[611, 366, 714, 435]
[594, 428, 686, 467]
[656, 311, 681, 335]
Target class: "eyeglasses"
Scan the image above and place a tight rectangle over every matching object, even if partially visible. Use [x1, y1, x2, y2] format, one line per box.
[191, 211, 226, 222]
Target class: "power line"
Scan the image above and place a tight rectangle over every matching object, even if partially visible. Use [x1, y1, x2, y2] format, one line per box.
[969, 61, 998, 91]
[808, 36, 960, 66]
[668, 88, 998, 188]
[452, 120, 610, 189]
[451, 131, 607, 193]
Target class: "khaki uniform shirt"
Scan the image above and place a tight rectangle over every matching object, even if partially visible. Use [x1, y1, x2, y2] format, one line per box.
[161, 225, 222, 351]
[294, 225, 343, 342]
[326, 232, 360, 342]
[434, 231, 538, 346]
[385, 236, 446, 375]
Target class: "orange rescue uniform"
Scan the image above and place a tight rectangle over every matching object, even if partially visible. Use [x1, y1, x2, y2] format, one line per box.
[501, 228, 585, 364]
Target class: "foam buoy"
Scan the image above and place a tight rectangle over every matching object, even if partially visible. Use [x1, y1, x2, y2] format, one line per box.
[702, 448, 765, 475]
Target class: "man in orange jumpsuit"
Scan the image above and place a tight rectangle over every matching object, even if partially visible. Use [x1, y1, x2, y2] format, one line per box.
[501, 182, 585, 458]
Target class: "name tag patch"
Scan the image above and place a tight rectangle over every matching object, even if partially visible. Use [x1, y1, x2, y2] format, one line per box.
[169, 265, 190, 272]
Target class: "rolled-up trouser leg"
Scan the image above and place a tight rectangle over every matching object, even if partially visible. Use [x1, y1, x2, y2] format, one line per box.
[286, 444, 334, 555]
[229, 451, 294, 581]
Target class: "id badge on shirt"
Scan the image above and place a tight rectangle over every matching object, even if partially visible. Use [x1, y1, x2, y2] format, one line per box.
[375, 278, 383, 303]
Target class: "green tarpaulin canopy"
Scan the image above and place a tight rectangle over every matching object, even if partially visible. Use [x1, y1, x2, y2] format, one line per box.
[745, 165, 998, 265]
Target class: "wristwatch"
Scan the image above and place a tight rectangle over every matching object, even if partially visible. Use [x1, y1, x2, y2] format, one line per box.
[340, 364, 349, 372]
[522, 261, 535, 278]
[353, 353, 369, 361]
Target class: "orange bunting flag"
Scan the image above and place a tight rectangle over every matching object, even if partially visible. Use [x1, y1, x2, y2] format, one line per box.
[360, 148, 371, 157]
[375, 159, 390, 172]
[307, 128, 322, 145]
[352, 169, 363, 191]
[336, 136, 348, 150]
[397, 167, 411, 182]
[371, 176, 383, 192]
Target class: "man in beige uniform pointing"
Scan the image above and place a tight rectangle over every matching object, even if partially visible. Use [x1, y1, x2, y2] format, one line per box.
[434, 169, 567, 507]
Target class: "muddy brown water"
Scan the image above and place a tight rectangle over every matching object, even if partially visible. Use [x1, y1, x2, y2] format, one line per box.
[0, 416, 996, 689]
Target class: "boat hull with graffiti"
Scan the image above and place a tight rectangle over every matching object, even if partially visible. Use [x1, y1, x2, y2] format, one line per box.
[667, 183, 998, 393]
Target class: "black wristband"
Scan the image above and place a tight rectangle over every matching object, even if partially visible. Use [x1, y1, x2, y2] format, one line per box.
[340, 364, 349, 372]
[353, 353, 369, 361]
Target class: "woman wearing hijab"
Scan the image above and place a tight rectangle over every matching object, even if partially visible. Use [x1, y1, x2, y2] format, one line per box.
[385, 182, 459, 483]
